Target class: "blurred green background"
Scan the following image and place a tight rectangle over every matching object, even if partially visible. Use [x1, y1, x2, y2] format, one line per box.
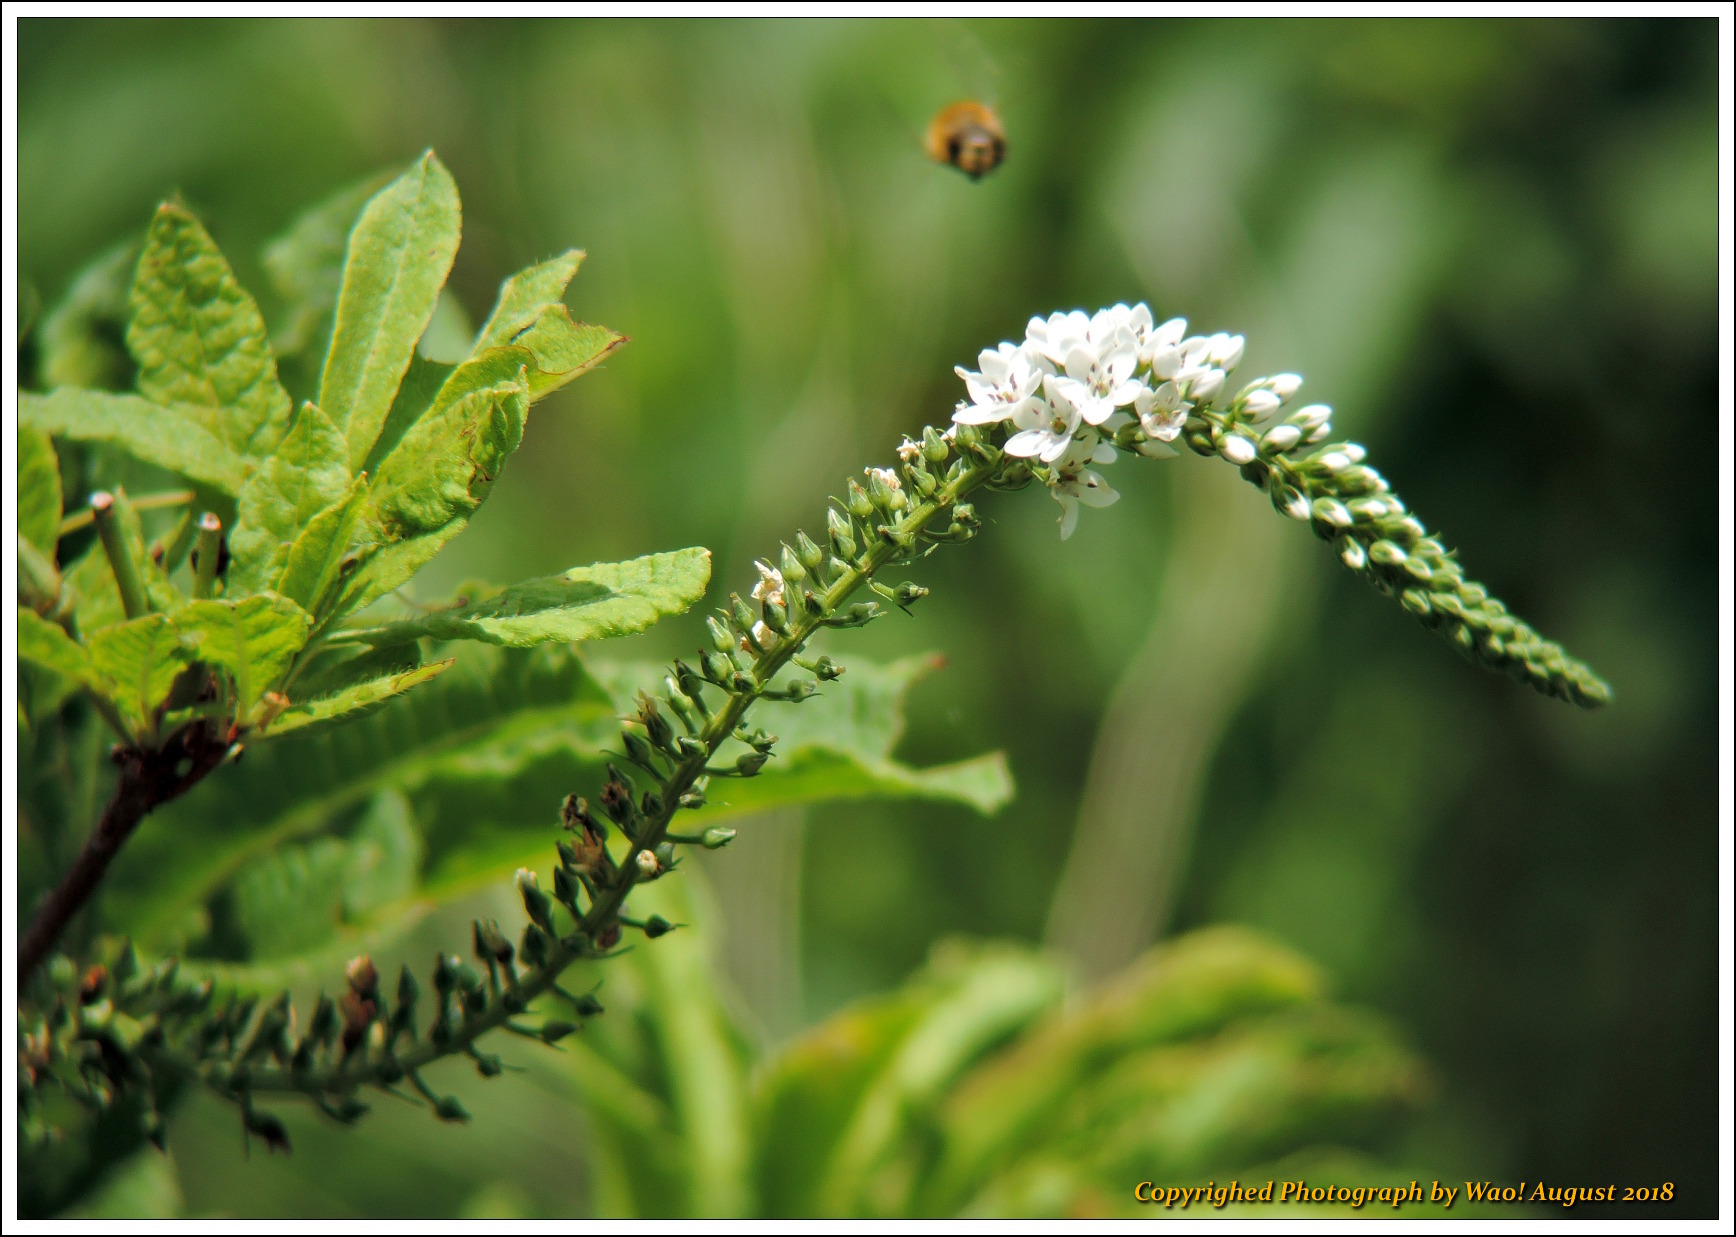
[17, 15, 1718, 1217]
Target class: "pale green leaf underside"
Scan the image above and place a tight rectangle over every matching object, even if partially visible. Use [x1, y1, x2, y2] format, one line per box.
[354, 548, 713, 648]
[18, 425, 63, 557]
[272, 475, 369, 615]
[20, 390, 247, 494]
[127, 203, 292, 461]
[318, 150, 462, 471]
[264, 659, 454, 740]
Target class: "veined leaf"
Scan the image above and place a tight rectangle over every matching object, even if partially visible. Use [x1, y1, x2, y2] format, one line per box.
[63, 488, 181, 634]
[171, 592, 311, 717]
[261, 170, 395, 358]
[353, 360, 530, 606]
[20, 390, 247, 495]
[919, 927, 1324, 1214]
[227, 401, 350, 596]
[271, 475, 370, 617]
[17, 608, 99, 688]
[756, 941, 1064, 1217]
[264, 659, 453, 740]
[351, 548, 712, 648]
[18, 425, 63, 557]
[104, 645, 610, 947]
[127, 203, 293, 461]
[318, 151, 461, 471]
[39, 237, 138, 391]
[87, 614, 193, 737]
[474, 249, 585, 349]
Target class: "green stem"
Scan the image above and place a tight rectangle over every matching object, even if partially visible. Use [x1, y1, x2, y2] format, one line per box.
[89, 492, 150, 620]
[191, 514, 223, 600]
[59, 488, 194, 536]
[202, 444, 1008, 1100]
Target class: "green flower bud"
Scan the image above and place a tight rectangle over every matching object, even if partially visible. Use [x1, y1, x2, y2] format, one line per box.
[730, 593, 757, 633]
[643, 915, 674, 939]
[1310, 497, 1352, 528]
[736, 751, 768, 776]
[796, 530, 826, 570]
[541, 1020, 578, 1044]
[762, 595, 790, 634]
[622, 727, 657, 769]
[676, 735, 707, 759]
[654, 841, 676, 868]
[730, 670, 760, 695]
[779, 543, 808, 583]
[553, 865, 581, 910]
[434, 1096, 471, 1123]
[811, 655, 844, 680]
[473, 1051, 503, 1077]
[573, 992, 605, 1017]
[828, 508, 857, 558]
[1336, 534, 1367, 570]
[701, 826, 736, 850]
[706, 616, 736, 653]
[702, 651, 734, 684]
[922, 425, 950, 462]
[1367, 540, 1407, 568]
[680, 786, 708, 809]
[244, 1107, 292, 1154]
[846, 480, 875, 519]
[1401, 588, 1433, 618]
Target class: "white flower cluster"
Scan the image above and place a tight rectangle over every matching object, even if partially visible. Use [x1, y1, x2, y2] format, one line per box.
[951, 305, 1310, 538]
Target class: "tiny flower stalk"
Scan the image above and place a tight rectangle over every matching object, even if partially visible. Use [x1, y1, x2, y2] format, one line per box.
[21, 304, 1609, 1135]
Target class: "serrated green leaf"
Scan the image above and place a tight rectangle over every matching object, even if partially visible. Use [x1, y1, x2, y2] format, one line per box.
[17, 608, 98, 688]
[319, 151, 461, 471]
[87, 614, 193, 737]
[18, 425, 63, 557]
[506, 303, 626, 399]
[265, 659, 453, 740]
[39, 237, 138, 391]
[171, 592, 311, 716]
[273, 475, 370, 616]
[105, 645, 609, 947]
[262, 170, 396, 359]
[474, 249, 585, 349]
[227, 401, 350, 596]
[126, 203, 293, 461]
[20, 390, 247, 495]
[353, 548, 712, 648]
[62, 489, 181, 635]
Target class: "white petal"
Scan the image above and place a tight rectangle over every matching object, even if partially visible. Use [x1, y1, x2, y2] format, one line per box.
[1003, 428, 1052, 458]
[952, 402, 1009, 425]
[1076, 472, 1120, 508]
[1056, 494, 1079, 540]
[1153, 317, 1187, 347]
[1092, 440, 1119, 465]
[1039, 432, 1074, 464]
[1137, 439, 1180, 459]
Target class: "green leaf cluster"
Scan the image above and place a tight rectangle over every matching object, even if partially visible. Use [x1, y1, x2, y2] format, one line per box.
[16, 150, 642, 755]
[565, 910, 1431, 1218]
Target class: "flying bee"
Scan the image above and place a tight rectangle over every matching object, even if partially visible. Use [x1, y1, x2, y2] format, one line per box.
[926, 100, 1006, 180]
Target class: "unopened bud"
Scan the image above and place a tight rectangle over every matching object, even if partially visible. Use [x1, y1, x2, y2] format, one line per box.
[1310, 498, 1352, 528]
[552, 864, 581, 909]
[828, 508, 857, 558]
[779, 544, 808, 583]
[1368, 540, 1408, 568]
[1337, 535, 1367, 570]
[922, 425, 950, 462]
[635, 850, 661, 877]
[1238, 388, 1282, 419]
[1259, 424, 1302, 454]
[434, 1096, 470, 1123]
[706, 617, 735, 654]
[1218, 434, 1257, 466]
[1286, 403, 1332, 432]
[730, 593, 757, 633]
[540, 1020, 578, 1044]
[701, 826, 736, 850]
[735, 751, 768, 776]
[516, 869, 554, 930]
[643, 915, 674, 939]
[796, 531, 825, 570]
[345, 955, 379, 997]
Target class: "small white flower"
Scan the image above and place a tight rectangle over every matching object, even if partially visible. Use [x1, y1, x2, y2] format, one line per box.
[1210, 333, 1245, 370]
[1239, 389, 1283, 419]
[1054, 339, 1144, 427]
[1004, 373, 1083, 464]
[865, 465, 902, 491]
[953, 342, 1042, 426]
[1024, 310, 1093, 369]
[1134, 380, 1189, 442]
[1049, 457, 1120, 540]
[897, 436, 922, 463]
[1269, 373, 1303, 401]
[751, 560, 785, 608]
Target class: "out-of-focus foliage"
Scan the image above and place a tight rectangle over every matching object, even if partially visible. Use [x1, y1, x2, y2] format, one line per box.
[17, 15, 1717, 1218]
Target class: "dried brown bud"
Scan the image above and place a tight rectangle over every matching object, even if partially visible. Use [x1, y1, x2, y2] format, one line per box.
[339, 989, 377, 1053]
[79, 965, 108, 1005]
